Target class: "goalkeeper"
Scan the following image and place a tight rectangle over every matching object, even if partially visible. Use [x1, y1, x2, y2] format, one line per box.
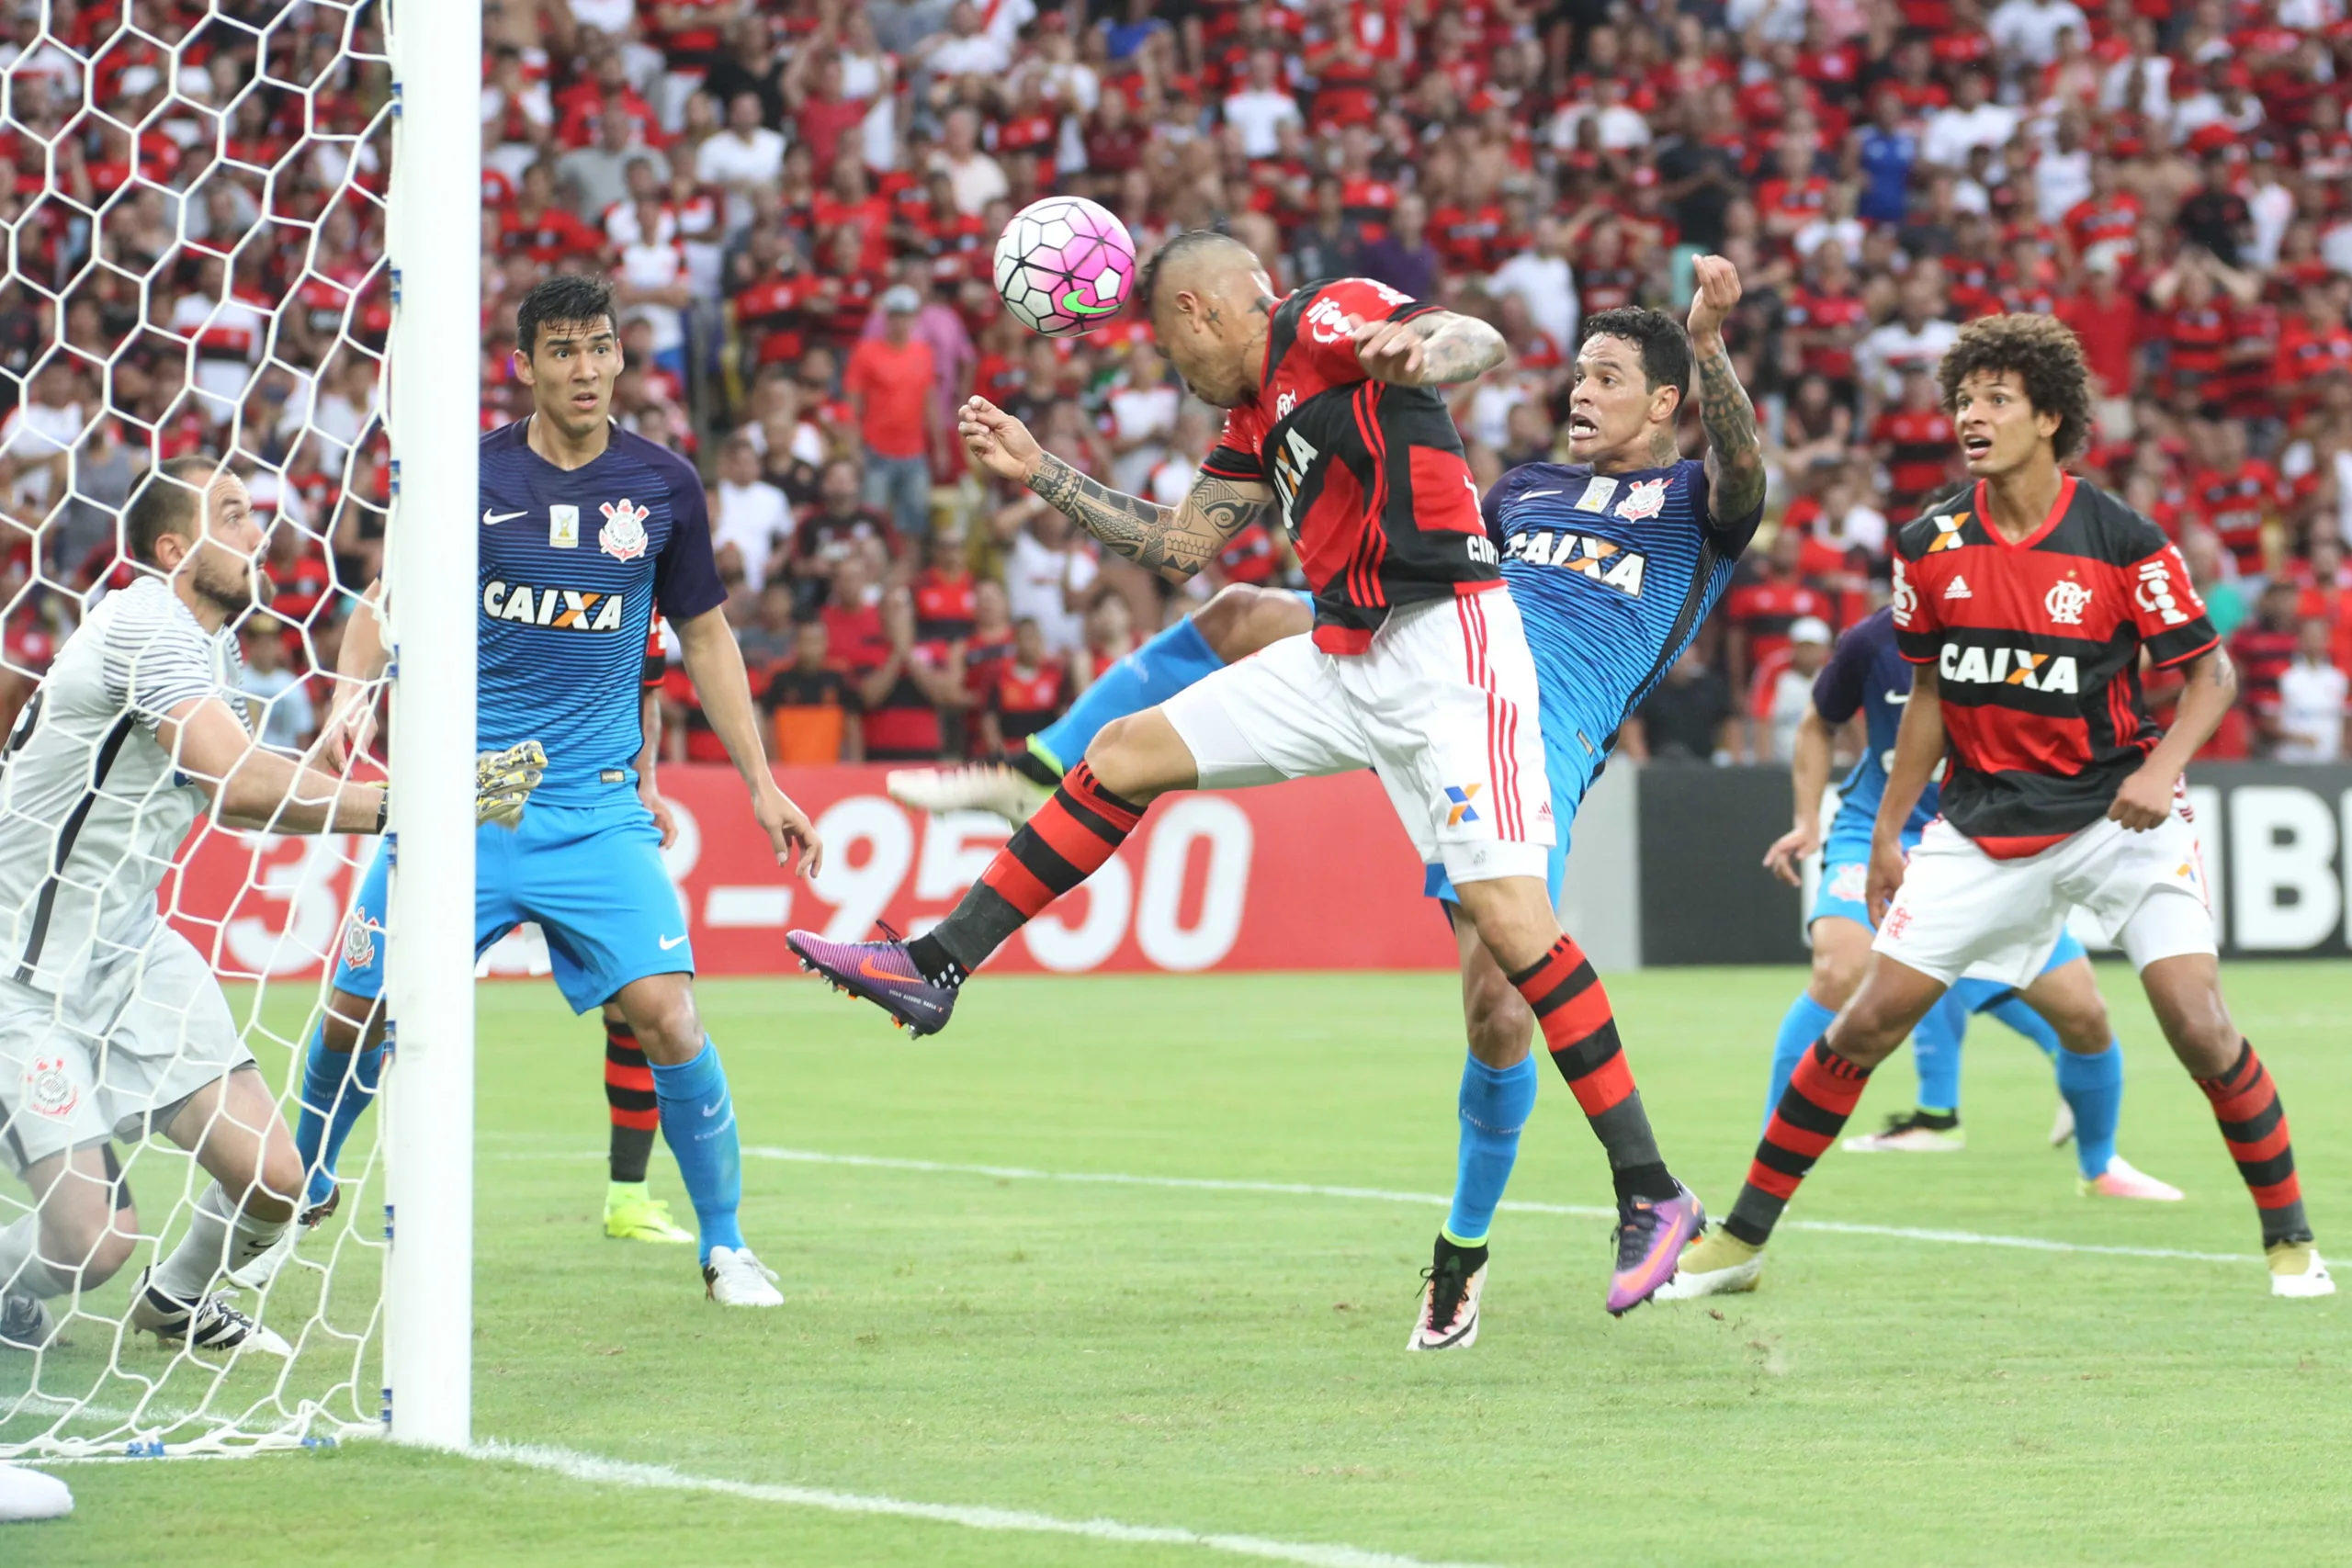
[0, 459, 390, 1356]
[297, 275, 823, 1308]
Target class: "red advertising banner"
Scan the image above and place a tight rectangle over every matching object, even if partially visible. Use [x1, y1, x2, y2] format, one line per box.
[163, 765, 1458, 983]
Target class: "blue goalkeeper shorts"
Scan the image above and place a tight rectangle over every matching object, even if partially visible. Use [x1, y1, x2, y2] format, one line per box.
[1810, 815, 2087, 977]
[331, 793, 693, 1014]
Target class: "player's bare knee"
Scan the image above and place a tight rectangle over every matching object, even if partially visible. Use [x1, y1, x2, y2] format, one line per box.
[1462, 972, 1533, 1067]
[247, 1145, 305, 1224]
[321, 989, 380, 1055]
[2144, 967, 2237, 1077]
[619, 982, 703, 1064]
[1807, 945, 1866, 1010]
[1083, 715, 1182, 804]
[40, 1188, 129, 1285]
[1194, 585, 1298, 662]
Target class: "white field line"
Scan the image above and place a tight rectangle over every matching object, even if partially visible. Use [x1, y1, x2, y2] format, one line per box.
[473, 1440, 1510, 1568]
[486, 1144, 2256, 1265]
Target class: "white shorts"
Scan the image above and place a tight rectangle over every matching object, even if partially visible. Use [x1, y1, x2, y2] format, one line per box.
[1161, 588, 1555, 886]
[1875, 808, 2218, 989]
[0, 926, 251, 1179]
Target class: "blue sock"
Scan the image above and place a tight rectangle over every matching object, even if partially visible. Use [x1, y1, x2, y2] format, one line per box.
[1978, 991, 2063, 1062]
[293, 1019, 386, 1212]
[1766, 993, 1838, 1130]
[1444, 1054, 1538, 1247]
[2055, 1042, 2122, 1179]
[1031, 615, 1224, 771]
[650, 1039, 744, 1263]
[1910, 989, 1973, 1114]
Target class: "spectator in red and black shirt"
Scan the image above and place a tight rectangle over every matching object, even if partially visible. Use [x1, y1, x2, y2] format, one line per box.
[1725, 526, 1838, 695]
[979, 615, 1070, 757]
[1871, 371, 1957, 515]
[913, 533, 979, 642]
[2233, 581, 2305, 752]
[856, 585, 966, 762]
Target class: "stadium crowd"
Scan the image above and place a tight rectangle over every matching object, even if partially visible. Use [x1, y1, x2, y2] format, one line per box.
[1, 0, 2351, 769]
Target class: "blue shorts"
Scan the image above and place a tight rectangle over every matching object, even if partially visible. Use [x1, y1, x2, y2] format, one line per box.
[1421, 749, 1588, 907]
[331, 795, 694, 1015]
[1810, 821, 2086, 979]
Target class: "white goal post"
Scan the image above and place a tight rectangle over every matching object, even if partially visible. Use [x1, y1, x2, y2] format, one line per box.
[380, 0, 481, 1451]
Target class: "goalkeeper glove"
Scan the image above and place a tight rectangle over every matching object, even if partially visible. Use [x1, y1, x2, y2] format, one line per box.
[476, 740, 547, 829]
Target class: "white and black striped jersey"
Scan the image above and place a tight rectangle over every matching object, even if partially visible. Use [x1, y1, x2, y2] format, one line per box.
[0, 576, 249, 993]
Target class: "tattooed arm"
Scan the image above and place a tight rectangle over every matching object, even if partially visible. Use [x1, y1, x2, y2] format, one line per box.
[1029, 454, 1273, 581]
[1351, 311, 1508, 388]
[1685, 254, 1767, 527]
[959, 396, 1272, 582]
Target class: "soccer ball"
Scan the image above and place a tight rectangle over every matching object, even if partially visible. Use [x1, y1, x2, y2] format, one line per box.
[992, 196, 1137, 338]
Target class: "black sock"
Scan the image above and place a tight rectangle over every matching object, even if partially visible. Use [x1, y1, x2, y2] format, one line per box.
[906, 933, 968, 988]
[1011, 750, 1061, 787]
[1611, 1160, 1677, 1206]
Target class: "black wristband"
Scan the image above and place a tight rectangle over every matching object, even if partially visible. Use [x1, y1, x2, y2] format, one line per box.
[374, 791, 390, 835]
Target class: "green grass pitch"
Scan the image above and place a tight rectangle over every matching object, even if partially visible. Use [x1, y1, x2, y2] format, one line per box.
[10, 963, 2352, 1566]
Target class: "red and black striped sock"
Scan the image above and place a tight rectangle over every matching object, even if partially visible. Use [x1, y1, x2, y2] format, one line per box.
[603, 1020, 658, 1184]
[1724, 1039, 1872, 1247]
[2196, 1040, 2311, 1245]
[1507, 935, 1673, 1202]
[911, 761, 1147, 985]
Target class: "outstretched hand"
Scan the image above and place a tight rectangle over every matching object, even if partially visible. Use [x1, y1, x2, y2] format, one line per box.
[1687, 254, 1743, 343]
[1351, 316, 1424, 383]
[958, 396, 1045, 486]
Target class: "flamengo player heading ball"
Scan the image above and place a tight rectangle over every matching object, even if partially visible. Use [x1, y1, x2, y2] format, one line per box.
[1666, 313, 2331, 1302]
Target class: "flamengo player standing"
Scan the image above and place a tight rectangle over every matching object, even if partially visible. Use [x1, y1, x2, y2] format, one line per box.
[793, 232, 1706, 1315]
[1668, 314, 2332, 1301]
[297, 276, 824, 1307]
[0, 458, 399, 1355]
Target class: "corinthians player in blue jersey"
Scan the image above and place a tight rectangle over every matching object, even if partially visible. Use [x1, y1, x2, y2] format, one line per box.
[810, 247, 1770, 1345]
[296, 276, 823, 1307]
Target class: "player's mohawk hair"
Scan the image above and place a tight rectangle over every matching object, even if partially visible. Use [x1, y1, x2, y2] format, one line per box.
[1936, 313, 2096, 463]
[1136, 230, 1256, 317]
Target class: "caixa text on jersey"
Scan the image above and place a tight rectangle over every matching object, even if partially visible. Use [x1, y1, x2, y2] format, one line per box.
[481, 580, 629, 631]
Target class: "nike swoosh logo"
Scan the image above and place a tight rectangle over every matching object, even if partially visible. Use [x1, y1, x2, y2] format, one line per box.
[699, 1099, 725, 1118]
[860, 956, 908, 982]
[659, 933, 688, 950]
[1058, 286, 1116, 316]
[1885, 691, 1909, 705]
[1519, 489, 1561, 499]
[482, 508, 526, 525]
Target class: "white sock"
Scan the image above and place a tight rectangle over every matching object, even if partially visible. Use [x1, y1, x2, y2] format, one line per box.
[0, 1213, 74, 1300]
[148, 1183, 287, 1301]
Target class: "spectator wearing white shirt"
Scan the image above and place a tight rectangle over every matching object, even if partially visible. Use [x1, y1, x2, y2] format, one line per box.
[2275, 619, 2350, 762]
[1487, 216, 1578, 359]
[613, 198, 693, 372]
[920, 2, 1012, 81]
[1755, 617, 1833, 763]
[1987, 0, 2089, 68]
[930, 106, 1007, 216]
[1106, 347, 1181, 496]
[1222, 51, 1301, 159]
[1922, 73, 2020, 171]
[712, 434, 793, 592]
[695, 91, 786, 197]
[1857, 275, 1961, 414]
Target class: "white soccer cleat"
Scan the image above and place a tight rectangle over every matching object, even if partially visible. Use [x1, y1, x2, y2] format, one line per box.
[703, 1245, 783, 1307]
[2049, 1097, 2075, 1147]
[1843, 1111, 1965, 1153]
[128, 1271, 292, 1358]
[885, 763, 1052, 827]
[2269, 1242, 2335, 1299]
[2077, 1156, 2184, 1202]
[1651, 1231, 1763, 1300]
[0, 1462, 73, 1521]
[1406, 1246, 1487, 1352]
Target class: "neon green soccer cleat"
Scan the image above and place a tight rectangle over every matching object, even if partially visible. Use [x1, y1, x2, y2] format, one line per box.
[604, 1183, 695, 1244]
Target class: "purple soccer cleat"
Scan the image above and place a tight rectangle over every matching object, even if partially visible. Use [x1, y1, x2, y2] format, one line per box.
[786, 929, 958, 1038]
[1606, 1180, 1705, 1316]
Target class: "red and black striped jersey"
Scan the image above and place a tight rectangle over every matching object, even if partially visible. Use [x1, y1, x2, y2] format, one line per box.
[1200, 278, 1497, 654]
[1890, 476, 2219, 860]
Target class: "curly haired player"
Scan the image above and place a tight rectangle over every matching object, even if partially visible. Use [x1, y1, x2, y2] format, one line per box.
[1667, 313, 2331, 1302]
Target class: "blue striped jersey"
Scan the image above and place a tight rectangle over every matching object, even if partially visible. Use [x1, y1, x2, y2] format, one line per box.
[1482, 459, 1761, 791]
[477, 421, 724, 804]
[1809, 606, 1938, 840]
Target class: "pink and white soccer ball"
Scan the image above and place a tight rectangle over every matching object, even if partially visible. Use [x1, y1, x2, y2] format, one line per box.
[992, 196, 1137, 338]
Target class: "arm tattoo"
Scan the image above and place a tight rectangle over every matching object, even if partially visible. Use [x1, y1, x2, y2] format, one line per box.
[1028, 454, 1271, 581]
[1401, 312, 1507, 385]
[1692, 333, 1766, 522]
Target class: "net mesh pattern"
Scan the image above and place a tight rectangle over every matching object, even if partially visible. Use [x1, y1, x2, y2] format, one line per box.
[0, 0, 401, 1459]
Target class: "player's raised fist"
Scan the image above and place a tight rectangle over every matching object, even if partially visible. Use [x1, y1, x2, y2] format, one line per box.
[1351, 317, 1423, 384]
[1687, 254, 1743, 343]
[958, 397, 1043, 486]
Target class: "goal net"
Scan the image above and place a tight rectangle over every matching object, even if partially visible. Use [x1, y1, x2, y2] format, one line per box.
[0, 0, 474, 1460]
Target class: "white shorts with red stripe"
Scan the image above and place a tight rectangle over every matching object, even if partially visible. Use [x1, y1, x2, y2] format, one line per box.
[1159, 585, 1555, 886]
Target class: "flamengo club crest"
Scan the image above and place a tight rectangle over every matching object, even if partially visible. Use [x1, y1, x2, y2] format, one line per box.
[24, 1055, 78, 1119]
[599, 499, 650, 561]
[1616, 478, 1668, 521]
[2045, 578, 2093, 626]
